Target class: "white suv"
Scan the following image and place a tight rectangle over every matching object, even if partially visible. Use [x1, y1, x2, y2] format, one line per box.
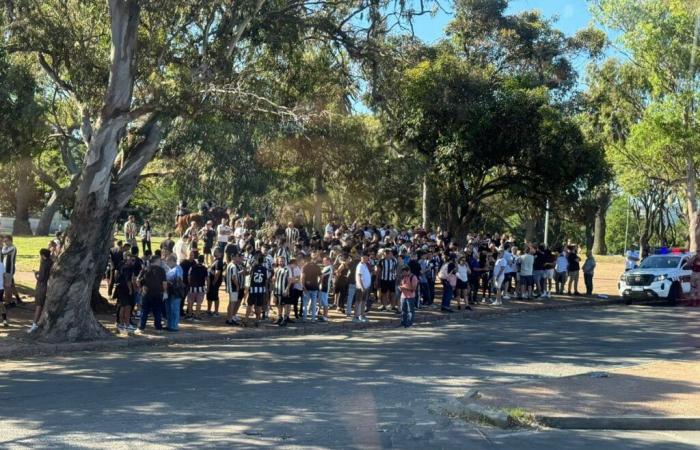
[618, 253, 693, 303]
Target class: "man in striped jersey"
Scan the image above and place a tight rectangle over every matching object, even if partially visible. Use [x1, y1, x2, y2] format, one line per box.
[285, 222, 299, 248]
[376, 249, 398, 312]
[272, 256, 293, 326]
[225, 254, 243, 325]
[245, 254, 267, 325]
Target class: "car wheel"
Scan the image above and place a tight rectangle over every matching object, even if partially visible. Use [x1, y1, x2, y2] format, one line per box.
[667, 282, 680, 306]
[623, 294, 631, 305]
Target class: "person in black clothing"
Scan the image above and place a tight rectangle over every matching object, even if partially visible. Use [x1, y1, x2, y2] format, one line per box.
[246, 255, 268, 324]
[187, 254, 208, 320]
[566, 246, 581, 296]
[533, 245, 546, 298]
[179, 252, 195, 316]
[108, 240, 124, 297]
[116, 254, 137, 332]
[206, 249, 224, 316]
[28, 249, 53, 334]
[138, 255, 167, 331]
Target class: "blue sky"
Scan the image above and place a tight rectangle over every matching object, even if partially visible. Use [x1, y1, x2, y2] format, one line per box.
[410, 0, 619, 81]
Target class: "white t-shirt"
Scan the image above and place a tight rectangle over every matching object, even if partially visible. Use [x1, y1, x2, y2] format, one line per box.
[356, 262, 371, 289]
[504, 251, 514, 273]
[555, 253, 569, 272]
[217, 224, 232, 243]
[520, 254, 534, 276]
[456, 263, 469, 282]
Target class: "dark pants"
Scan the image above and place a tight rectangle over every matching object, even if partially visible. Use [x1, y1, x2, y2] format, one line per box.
[441, 280, 453, 309]
[419, 282, 429, 306]
[584, 273, 594, 295]
[142, 239, 151, 255]
[140, 294, 163, 330]
[426, 278, 435, 305]
[469, 278, 479, 303]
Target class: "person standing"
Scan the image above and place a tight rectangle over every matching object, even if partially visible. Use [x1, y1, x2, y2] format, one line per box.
[519, 245, 535, 300]
[246, 255, 268, 325]
[2, 236, 20, 306]
[187, 255, 207, 321]
[139, 220, 152, 255]
[165, 254, 184, 331]
[225, 253, 244, 325]
[301, 253, 322, 322]
[354, 252, 372, 323]
[206, 249, 224, 316]
[216, 218, 232, 255]
[124, 215, 138, 247]
[28, 249, 53, 334]
[0, 259, 7, 327]
[398, 266, 418, 328]
[272, 256, 293, 326]
[115, 254, 136, 333]
[137, 255, 168, 331]
[285, 222, 299, 248]
[492, 251, 507, 306]
[582, 251, 596, 296]
[554, 248, 569, 295]
[567, 246, 581, 295]
[319, 256, 333, 322]
[377, 249, 397, 312]
[200, 220, 217, 266]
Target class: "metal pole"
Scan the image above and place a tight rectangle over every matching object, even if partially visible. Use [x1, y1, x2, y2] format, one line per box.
[544, 199, 550, 247]
[624, 195, 631, 256]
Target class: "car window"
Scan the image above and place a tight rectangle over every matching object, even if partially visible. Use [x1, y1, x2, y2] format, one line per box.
[638, 256, 681, 269]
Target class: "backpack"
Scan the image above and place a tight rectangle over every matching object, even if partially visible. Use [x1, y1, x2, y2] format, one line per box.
[171, 275, 186, 299]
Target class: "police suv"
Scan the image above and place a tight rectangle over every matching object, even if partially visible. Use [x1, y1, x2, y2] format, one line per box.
[618, 252, 693, 303]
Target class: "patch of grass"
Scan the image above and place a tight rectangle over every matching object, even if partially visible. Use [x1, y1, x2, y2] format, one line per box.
[503, 407, 537, 428]
[10, 235, 165, 273]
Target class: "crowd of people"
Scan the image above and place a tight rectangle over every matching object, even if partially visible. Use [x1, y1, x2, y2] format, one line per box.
[105, 214, 598, 334]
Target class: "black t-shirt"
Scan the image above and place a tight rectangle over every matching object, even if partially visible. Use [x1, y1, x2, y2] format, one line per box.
[110, 248, 123, 267]
[189, 264, 208, 288]
[180, 260, 194, 286]
[208, 258, 224, 288]
[116, 264, 134, 296]
[533, 251, 545, 271]
[132, 258, 143, 278]
[568, 253, 581, 271]
[160, 239, 175, 252]
[203, 229, 216, 248]
[141, 264, 166, 296]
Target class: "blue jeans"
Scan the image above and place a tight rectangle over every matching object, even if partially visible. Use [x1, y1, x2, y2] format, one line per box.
[346, 284, 356, 316]
[319, 291, 329, 308]
[441, 280, 453, 309]
[140, 295, 163, 330]
[401, 297, 416, 327]
[165, 297, 181, 330]
[303, 290, 320, 320]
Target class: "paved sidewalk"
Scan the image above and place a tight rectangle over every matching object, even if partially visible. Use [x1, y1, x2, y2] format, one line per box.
[466, 360, 700, 421]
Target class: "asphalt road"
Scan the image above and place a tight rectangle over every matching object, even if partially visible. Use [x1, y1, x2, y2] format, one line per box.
[1, 305, 699, 449]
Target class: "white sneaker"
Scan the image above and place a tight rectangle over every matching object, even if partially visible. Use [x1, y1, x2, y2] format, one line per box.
[27, 323, 39, 334]
[491, 300, 503, 306]
[361, 316, 369, 323]
[2, 320, 8, 327]
[503, 295, 511, 300]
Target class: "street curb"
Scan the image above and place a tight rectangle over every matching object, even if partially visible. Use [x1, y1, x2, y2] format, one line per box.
[0, 296, 648, 360]
[537, 416, 700, 431]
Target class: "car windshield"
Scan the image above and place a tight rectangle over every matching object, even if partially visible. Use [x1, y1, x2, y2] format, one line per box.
[638, 256, 681, 269]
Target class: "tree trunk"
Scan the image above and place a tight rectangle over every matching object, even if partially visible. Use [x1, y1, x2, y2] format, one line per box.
[36, 0, 155, 343]
[422, 174, 429, 229]
[592, 190, 611, 255]
[35, 192, 61, 236]
[523, 218, 536, 242]
[13, 158, 34, 235]
[686, 155, 698, 252]
[312, 173, 323, 234]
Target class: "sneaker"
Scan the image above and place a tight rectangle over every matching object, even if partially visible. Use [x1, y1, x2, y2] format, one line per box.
[275, 317, 283, 325]
[27, 323, 39, 334]
[352, 317, 362, 323]
[117, 324, 126, 333]
[378, 305, 387, 311]
[280, 318, 288, 327]
[319, 316, 328, 322]
[2, 320, 8, 327]
[193, 316, 203, 322]
[127, 324, 136, 332]
[213, 312, 220, 317]
[360, 316, 369, 323]
[491, 300, 503, 306]
[503, 295, 511, 300]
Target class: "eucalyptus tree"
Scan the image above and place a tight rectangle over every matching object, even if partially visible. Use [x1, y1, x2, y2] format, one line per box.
[3, 0, 437, 341]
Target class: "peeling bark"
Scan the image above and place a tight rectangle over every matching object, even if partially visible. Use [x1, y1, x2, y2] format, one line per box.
[13, 157, 34, 236]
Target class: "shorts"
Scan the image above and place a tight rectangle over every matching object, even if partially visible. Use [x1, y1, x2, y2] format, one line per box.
[249, 293, 265, 307]
[456, 279, 468, 289]
[206, 286, 220, 301]
[228, 291, 239, 304]
[520, 275, 534, 287]
[544, 269, 555, 279]
[493, 275, 505, 290]
[118, 293, 135, 307]
[188, 291, 205, 304]
[281, 295, 295, 306]
[203, 246, 212, 255]
[35, 282, 48, 307]
[380, 280, 396, 293]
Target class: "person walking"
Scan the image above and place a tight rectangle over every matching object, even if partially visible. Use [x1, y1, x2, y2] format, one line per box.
[398, 266, 418, 327]
[582, 251, 596, 296]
